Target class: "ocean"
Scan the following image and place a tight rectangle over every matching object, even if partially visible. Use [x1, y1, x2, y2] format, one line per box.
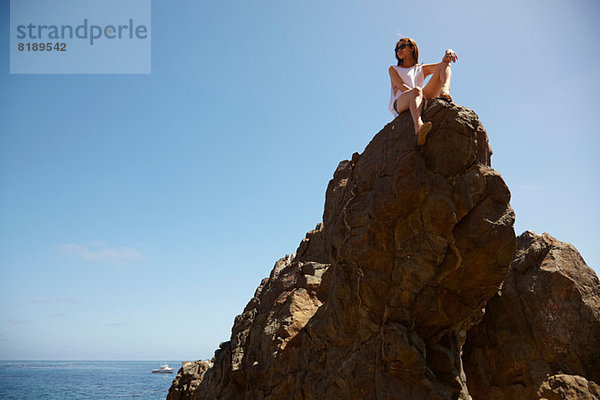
[0, 361, 180, 399]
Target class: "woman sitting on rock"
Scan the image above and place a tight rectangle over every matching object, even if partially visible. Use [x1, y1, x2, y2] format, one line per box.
[389, 38, 458, 145]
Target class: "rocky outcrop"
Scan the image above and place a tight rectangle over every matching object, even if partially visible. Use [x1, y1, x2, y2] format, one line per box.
[168, 361, 213, 399]
[537, 375, 600, 400]
[463, 231, 600, 400]
[167, 99, 518, 399]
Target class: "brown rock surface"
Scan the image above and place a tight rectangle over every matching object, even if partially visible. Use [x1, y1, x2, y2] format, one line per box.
[167, 100, 517, 399]
[463, 231, 600, 400]
[537, 374, 600, 400]
[168, 361, 213, 399]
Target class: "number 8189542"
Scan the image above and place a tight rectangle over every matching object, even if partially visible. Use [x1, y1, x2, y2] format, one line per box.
[18, 42, 67, 51]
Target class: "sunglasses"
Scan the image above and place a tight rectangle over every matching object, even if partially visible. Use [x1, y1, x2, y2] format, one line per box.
[396, 43, 414, 51]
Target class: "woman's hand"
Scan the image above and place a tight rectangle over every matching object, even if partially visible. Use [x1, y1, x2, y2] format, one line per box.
[443, 49, 458, 63]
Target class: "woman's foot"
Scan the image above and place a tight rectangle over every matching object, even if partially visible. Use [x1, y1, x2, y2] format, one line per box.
[417, 122, 432, 146]
[438, 90, 453, 102]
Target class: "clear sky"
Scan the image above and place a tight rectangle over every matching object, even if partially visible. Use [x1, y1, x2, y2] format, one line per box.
[1, 0, 599, 361]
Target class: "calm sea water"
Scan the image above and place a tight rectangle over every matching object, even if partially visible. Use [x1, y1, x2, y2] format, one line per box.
[0, 361, 180, 400]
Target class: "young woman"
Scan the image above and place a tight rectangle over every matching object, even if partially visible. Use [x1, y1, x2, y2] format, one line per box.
[388, 38, 458, 145]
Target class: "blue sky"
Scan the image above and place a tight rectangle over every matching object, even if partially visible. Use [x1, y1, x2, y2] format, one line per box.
[1, 0, 599, 361]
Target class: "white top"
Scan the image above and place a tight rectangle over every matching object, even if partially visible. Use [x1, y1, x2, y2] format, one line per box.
[388, 64, 425, 117]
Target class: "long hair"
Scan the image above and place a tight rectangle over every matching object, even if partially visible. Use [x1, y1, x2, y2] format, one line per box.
[395, 38, 419, 66]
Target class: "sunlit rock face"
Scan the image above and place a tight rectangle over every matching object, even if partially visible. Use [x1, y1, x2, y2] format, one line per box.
[463, 231, 600, 400]
[168, 99, 519, 400]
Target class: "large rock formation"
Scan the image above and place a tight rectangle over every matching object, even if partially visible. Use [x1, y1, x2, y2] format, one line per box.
[167, 99, 517, 400]
[463, 231, 600, 399]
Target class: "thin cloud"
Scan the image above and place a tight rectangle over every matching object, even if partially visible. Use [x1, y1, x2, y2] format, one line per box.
[29, 297, 81, 305]
[46, 313, 66, 318]
[105, 322, 128, 327]
[7, 319, 30, 325]
[57, 241, 145, 263]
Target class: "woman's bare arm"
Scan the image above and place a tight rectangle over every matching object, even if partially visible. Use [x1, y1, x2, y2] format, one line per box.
[422, 63, 439, 78]
[389, 66, 411, 96]
[422, 49, 458, 77]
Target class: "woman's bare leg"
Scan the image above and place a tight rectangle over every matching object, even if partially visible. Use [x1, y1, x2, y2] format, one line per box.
[409, 88, 425, 134]
[395, 88, 426, 135]
[423, 61, 452, 100]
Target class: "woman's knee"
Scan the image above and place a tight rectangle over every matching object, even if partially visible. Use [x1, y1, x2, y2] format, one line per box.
[439, 60, 452, 69]
[437, 62, 452, 77]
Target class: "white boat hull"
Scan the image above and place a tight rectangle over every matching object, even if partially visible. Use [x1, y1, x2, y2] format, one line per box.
[152, 362, 174, 374]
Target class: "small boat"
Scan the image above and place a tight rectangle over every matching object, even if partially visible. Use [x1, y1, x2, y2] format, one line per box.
[151, 362, 174, 374]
